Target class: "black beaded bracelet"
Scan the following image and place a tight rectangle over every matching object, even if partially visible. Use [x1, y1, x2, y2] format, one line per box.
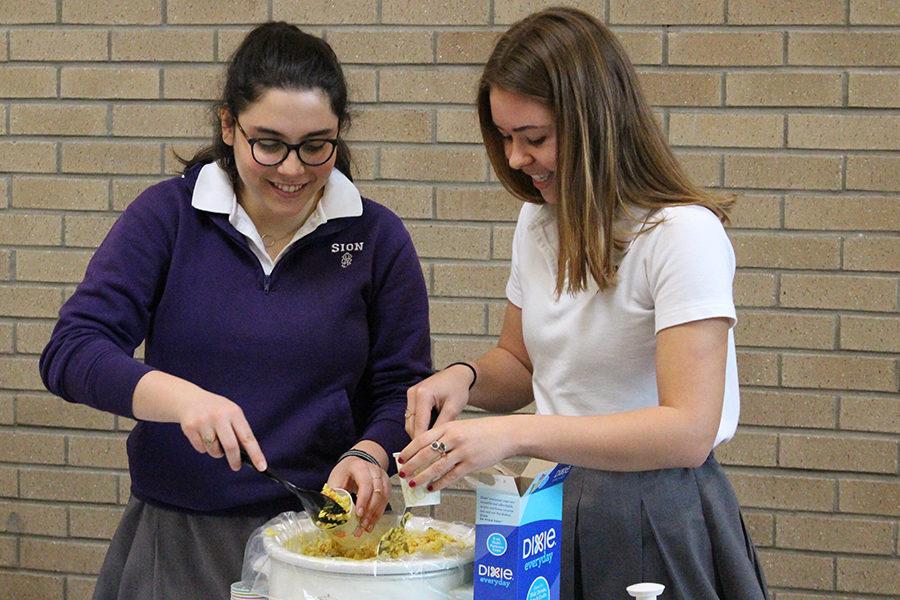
[445, 361, 477, 390]
[337, 448, 382, 467]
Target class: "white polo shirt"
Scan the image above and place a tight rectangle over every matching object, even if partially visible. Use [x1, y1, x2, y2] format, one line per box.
[507, 202, 739, 446]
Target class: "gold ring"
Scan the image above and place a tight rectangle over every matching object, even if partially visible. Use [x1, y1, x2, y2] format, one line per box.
[373, 488, 383, 494]
[202, 436, 216, 446]
[404, 411, 414, 419]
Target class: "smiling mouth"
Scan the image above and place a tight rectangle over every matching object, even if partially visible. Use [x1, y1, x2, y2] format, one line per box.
[270, 181, 305, 193]
[531, 173, 551, 182]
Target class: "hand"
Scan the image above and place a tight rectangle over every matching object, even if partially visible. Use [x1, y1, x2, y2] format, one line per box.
[405, 365, 473, 439]
[327, 457, 390, 536]
[397, 416, 516, 493]
[177, 389, 266, 473]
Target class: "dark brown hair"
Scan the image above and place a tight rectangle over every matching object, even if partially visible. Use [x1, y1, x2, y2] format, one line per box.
[478, 7, 732, 295]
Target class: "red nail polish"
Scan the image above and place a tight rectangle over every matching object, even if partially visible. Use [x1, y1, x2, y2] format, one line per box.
[426, 485, 433, 492]
[409, 481, 416, 488]
[398, 471, 406, 479]
[397, 457, 405, 464]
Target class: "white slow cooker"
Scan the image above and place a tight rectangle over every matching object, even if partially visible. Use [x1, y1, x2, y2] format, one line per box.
[260, 514, 474, 600]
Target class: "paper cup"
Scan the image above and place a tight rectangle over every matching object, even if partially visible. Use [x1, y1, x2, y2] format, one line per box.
[394, 452, 441, 507]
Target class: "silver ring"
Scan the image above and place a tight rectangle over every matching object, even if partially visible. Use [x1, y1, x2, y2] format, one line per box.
[430, 440, 448, 456]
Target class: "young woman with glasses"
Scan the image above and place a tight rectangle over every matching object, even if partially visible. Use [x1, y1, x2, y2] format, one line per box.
[399, 8, 769, 599]
[40, 22, 430, 598]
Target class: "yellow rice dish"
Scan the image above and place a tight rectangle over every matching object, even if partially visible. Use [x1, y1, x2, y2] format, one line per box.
[316, 484, 352, 529]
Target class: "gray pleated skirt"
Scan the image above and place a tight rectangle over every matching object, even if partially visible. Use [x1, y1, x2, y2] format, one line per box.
[93, 498, 268, 600]
[561, 454, 769, 600]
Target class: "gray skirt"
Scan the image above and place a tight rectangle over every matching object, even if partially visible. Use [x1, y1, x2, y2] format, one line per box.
[93, 498, 268, 600]
[561, 454, 769, 600]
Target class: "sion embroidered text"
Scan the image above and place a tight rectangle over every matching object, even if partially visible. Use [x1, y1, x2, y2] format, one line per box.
[332, 242, 364, 252]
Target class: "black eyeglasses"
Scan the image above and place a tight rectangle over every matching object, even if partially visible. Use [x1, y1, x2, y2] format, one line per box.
[234, 118, 338, 167]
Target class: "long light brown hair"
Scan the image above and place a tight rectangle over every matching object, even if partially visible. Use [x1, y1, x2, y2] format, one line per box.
[478, 7, 732, 295]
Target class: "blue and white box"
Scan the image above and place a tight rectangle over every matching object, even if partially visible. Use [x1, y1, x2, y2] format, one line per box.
[473, 461, 572, 600]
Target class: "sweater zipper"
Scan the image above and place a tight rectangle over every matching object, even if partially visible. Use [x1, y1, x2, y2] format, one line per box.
[263, 274, 271, 294]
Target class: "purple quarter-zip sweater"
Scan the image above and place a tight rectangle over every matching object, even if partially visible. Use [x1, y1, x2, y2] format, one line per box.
[40, 162, 431, 514]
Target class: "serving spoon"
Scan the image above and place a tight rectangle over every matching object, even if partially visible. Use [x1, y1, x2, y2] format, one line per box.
[239, 449, 350, 530]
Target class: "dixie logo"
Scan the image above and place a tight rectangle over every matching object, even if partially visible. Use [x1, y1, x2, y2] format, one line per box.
[478, 564, 514, 581]
[522, 528, 556, 559]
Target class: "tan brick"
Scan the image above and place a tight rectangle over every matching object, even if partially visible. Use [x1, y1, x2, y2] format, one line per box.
[383, 0, 489, 24]
[111, 178, 158, 211]
[731, 473, 834, 511]
[840, 478, 900, 516]
[166, 0, 266, 23]
[0, 535, 14, 566]
[20, 469, 118, 503]
[16, 394, 114, 430]
[726, 72, 842, 107]
[609, 0, 722, 24]
[725, 153, 842, 190]
[162, 66, 223, 101]
[0, 0, 55, 23]
[0, 394, 11, 424]
[430, 300, 485, 335]
[844, 235, 899, 272]
[789, 114, 900, 151]
[0, 357, 42, 391]
[62, 142, 160, 175]
[733, 271, 776, 307]
[344, 108, 432, 143]
[64, 215, 117, 248]
[847, 154, 900, 192]
[492, 225, 515, 260]
[380, 68, 481, 103]
[672, 112, 783, 148]
[0, 286, 61, 318]
[10, 104, 107, 137]
[61, 66, 159, 100]
[437, 31, 502, 64]
[215, 27, 255, 62]
[785, 195, 898, 231]
[841, 394, 900, 434]
[111, 29, 214, 61]
[783, 352, 896, 392]
[432, 338, 496, 368]
[0, 325, 12, 353]
[118, 417, 137, 433]
[0, 141, 56, 174]
[329, 30, 433, 64]
[433, 264, 508, 298]
[841, 315, 900, 354]
[356, 183, 432, 219]
[741, 511, 774, 547]
[66, 576, 97, 600]
[20, 538, 106, 574]
[638, 71, 721, 106]
[737, 350, 778, 386]
[731, 232, 840, 270]
[729, 0, 845, 24]
[68, 505, 124, 540]
[673, 151, 720, 187]
[0, 37, 5, 62]
[347, 146, 377, 180]
[0, 66, 56, 98]
[780, 274, 896, 312]
[273, 0, 376, 23]
[436, 186, 521, 221]
[63, 0, 160, 23]
[729, 194, 781, 229]
[16, 250, 92, 284]
[669, 32, 782, 66]
[10, 29, 106, 61]
[164, 142, 205, 175]
[758, 549, 833, 590]
[0, 214, 61, 245]
[735, 310, 835, 350]
[851, 0, 900, 24]
[382, 147, 485, 182]
[494, 0, 603, 23]
[345, 68, 377, 103]
[715, 431, 777, 467]
[740, 390, 836, 429]
[12, 177, 108, 211]
[837, 557, 900, 595]
[436, 109, 481, 144]
[15, 321, 55, 355]
[614, 30, 664, 65]
[0, 466, 16, 496]
[0, 572, 64, 600]
[68, 435, 128, 469]
[848, 73, 900, 108]
[779, 513, 895, 555]
[0, 431, 66, 465]
[0, 252, 7, 282]
[407, 224, 491, 259]
[111, 103, 210, 138]
[789, 32, 899, 66]
[0, 500, 66, 536]
[780, 433, 897, 473]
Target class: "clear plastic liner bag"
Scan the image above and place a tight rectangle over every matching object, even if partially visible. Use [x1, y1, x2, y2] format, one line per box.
[239, 510, 476, 600]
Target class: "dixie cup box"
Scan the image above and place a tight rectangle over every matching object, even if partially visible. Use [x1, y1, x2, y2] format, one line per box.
[473, 460, 572, 600]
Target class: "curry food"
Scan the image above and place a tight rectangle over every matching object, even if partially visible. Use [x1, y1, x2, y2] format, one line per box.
[316, 484, 352, 529]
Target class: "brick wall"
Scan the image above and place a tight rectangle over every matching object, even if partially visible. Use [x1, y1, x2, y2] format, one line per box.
[0, 1, 897, 598]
